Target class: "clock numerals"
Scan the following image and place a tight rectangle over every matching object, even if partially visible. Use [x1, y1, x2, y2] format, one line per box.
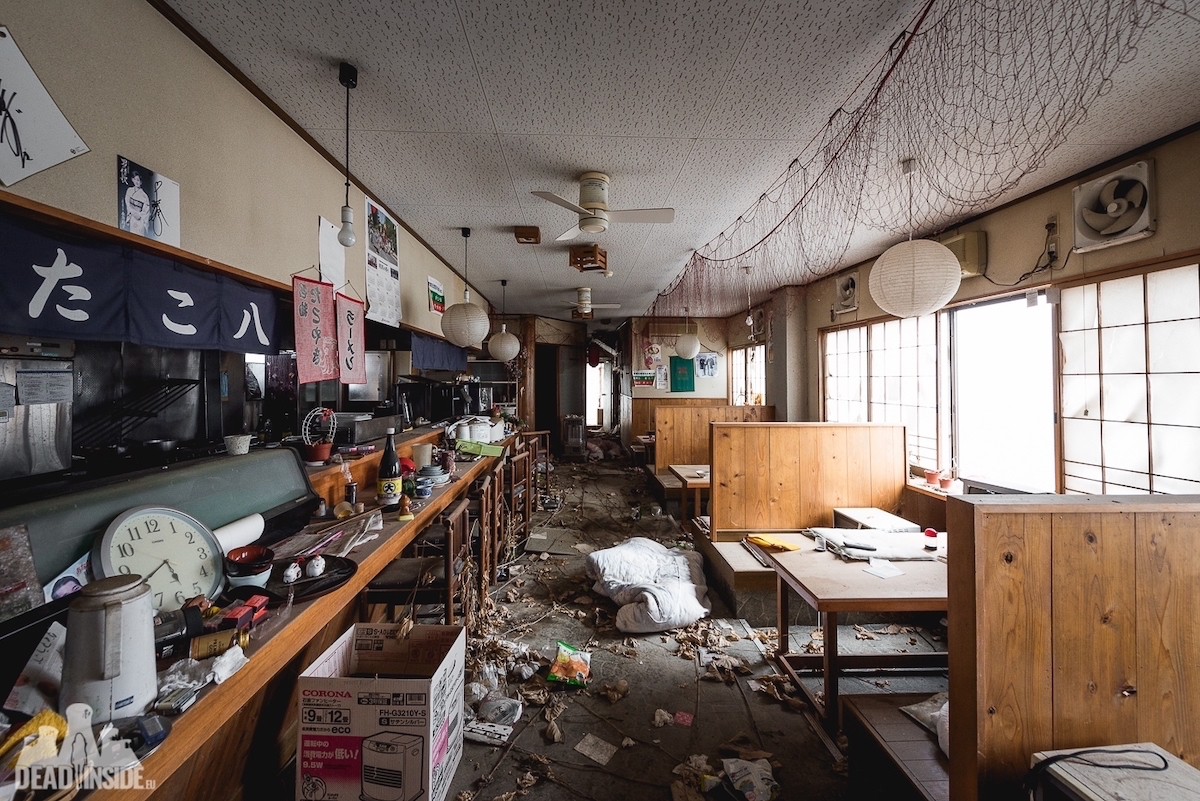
[117, 542, 135, 558]
[197, 546, 209, 560]
[118, 565, 131, 575]
[154, 592, 163, 607]
[200, 565, 210, 578]
[125, 525, 143, 541]
[192, 582, 202, 595]
[175, 590, 186, 605]
[146, 519, 159, 534]
[185, 531, 195, 545]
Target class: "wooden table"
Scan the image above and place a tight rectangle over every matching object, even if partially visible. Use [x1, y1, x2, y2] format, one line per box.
[668, 464, 709, 532]
[751, 540, 948, 731]
[635, 434, 656, 466]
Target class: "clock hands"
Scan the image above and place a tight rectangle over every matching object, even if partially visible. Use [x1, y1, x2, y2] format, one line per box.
[141, 559, 183, 584]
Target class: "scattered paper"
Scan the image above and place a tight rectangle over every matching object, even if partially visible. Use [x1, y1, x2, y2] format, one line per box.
[574, 733, 617, 765]
[653, 708, 673, 727]
[673, 710, 694, 727]
[863, 558, 905, 579]
[463, 720, 512, 745]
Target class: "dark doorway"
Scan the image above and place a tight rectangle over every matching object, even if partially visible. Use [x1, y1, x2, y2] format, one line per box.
[535, 344, 560, 455]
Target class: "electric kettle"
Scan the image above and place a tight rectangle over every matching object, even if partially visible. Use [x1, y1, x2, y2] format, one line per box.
[60, 575, 158, 723]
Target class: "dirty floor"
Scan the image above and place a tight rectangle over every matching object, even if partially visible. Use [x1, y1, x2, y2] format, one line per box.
[449, 458, 947, 801]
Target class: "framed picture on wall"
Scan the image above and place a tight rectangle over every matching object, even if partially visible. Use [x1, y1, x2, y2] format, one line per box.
[696, 352, 718, 377]
[669, 356, 695, 392]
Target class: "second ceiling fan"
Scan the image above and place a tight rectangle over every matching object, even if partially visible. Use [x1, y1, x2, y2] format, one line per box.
[533, 172, 675, 241]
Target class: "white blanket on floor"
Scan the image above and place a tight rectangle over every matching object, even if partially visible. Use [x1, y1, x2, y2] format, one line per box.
[584, 537, 711, 633]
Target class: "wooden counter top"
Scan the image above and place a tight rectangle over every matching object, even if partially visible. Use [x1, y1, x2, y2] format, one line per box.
[304, 426, 445, 507]
[89, 445, 502, 800]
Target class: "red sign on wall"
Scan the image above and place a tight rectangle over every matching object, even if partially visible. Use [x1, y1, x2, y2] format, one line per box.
[293, 276, 337, 385]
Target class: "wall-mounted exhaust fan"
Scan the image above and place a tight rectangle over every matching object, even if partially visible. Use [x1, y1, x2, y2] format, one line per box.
[834, 273, 858, 314]
[533, 172, 674, 241]
[1073, 160, 1156, 253]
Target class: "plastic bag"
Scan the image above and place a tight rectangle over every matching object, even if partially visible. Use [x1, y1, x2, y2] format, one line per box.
[547, 641, 592, 687]
[478, 692, 523, 725]
[722, 758, 779, 801]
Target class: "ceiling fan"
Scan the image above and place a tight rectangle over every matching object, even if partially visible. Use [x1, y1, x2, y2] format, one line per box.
[533, 172, 675, 241]
[565, 287, 621, 319]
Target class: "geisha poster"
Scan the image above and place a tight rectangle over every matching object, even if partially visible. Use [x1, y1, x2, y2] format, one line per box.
[293, 276, 337, 385]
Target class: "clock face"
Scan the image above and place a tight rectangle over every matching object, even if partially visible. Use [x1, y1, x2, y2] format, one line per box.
[93, 506, 224, 612]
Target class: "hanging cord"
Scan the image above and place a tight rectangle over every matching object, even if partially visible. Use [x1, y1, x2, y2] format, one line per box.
[343, 79, 351, 207]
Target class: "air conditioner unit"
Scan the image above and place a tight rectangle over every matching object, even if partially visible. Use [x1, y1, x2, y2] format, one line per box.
[1072, 160, 1156, 253]
[939, 231, 987, 277]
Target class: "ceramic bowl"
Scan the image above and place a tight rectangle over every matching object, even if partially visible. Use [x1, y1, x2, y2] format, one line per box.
[227, 567, 271, 588]
[225, 545, 275, 577]
[414, 486, 432, 499]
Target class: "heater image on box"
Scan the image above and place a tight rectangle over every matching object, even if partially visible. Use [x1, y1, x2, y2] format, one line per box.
[362, 733, 424, 801]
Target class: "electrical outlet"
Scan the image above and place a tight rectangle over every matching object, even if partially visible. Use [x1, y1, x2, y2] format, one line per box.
[1046, 214, 1059, 261]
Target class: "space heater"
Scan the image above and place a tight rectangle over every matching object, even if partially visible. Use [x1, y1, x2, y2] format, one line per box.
[361, 732, 423, 801]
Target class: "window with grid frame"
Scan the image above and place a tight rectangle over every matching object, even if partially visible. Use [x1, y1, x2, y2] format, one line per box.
[822, 315, 940, 469]
[1060, 264, 1200, 494]
[730, 344, 766, 405]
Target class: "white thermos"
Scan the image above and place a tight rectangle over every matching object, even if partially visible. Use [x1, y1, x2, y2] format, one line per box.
[60, 575, 158, 723]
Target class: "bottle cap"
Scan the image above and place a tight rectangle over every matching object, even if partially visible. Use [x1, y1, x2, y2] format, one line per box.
[386, 427, 396, 434]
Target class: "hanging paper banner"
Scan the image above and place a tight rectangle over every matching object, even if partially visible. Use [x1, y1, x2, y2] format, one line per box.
[336, 293, 366, 385]
[293, 276, 337, 385]
[0, 210, 278, 353]
[364, 198, 401, 326]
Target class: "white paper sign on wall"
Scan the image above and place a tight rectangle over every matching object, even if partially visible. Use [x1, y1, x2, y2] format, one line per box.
[0, 27, 89, 186]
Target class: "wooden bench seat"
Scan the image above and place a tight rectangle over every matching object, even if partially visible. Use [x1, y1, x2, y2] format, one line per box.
[841, 693, 949, 801]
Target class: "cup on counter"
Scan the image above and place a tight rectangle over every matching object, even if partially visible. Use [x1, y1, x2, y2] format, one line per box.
[412, 443, 434, 469]
[224, 434, 253, 456]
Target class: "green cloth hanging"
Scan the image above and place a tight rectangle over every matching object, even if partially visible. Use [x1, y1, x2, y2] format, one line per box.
[669, 355, 695, 392]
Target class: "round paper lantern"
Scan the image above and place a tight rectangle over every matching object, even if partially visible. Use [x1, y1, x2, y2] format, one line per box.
[675, 332, 701, 360]
[488, 324, 521, 362]
[441, 299, 490, 347]
[868, 239, 962, 319]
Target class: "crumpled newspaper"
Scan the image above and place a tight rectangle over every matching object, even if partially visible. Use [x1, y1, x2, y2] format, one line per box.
[722, 758, 779, 801]
[157, 644, 249, 694]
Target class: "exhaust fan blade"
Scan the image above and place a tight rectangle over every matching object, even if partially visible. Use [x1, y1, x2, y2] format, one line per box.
[555, 223, 582, 241]
[532, 191, 590, 216]
[607, 208, 675, 224]
[1098, 179, 1120, 208]
[1123, 181, 1145, 208]
[1081, 206, 1114, 232]
[1100, 207, 1144, 235]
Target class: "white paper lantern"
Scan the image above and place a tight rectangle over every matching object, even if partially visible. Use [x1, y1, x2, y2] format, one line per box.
[675, 332, 701, 360]
[488, 324, 521, 362]
[868, 239, 962, 319]
[441, 298, 490, 347]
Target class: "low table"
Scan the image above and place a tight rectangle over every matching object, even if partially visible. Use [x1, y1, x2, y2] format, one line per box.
[667, 464, 709, 533]
[751, 540, 948, 731]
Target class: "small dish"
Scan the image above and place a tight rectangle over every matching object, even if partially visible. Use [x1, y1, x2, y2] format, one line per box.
[225, 545, 275, 577]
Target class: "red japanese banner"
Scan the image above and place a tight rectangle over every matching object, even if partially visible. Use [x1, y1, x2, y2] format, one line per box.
[336, 293, 367, 385]
[293, 276, 337, 385]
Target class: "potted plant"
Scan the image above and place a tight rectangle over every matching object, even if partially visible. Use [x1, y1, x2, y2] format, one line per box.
[301, 407, 337, 464]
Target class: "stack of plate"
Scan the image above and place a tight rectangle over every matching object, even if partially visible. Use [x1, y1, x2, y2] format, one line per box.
[417, 465, 451, 485]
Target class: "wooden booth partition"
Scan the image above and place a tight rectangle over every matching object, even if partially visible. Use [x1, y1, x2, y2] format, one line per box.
[632, 397, 726, 443]
[653, 405, 774, 474]
[946, 494, 1200, 800]
[707, 423, 907, 540]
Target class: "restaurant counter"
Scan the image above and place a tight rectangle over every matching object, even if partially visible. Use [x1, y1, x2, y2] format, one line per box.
[85, 438, 506, 801]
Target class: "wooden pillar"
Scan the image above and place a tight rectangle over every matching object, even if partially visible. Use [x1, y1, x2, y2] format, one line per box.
[519, 316, 536, 427]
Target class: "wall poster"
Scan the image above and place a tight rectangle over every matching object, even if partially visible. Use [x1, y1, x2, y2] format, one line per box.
[428, 276, 445, 314]
[0, 26, 89, 186]
[336, 293, 366, 384]
[696, 352, 719, 378]
[293, 276, 337, 385]
[364, 198, 401, 327]
[655, 365, 668, 390]
[632, 370, 655, 387]
[117, 156, 180, 247]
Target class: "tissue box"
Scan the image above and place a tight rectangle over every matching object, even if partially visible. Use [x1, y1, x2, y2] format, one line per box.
[297, 624, 465, 801]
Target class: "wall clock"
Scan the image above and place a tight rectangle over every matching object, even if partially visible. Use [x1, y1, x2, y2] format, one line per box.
[92, 505, 224, 612]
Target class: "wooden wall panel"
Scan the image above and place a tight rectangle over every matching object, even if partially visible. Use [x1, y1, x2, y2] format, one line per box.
[652, 405, 775, 473]
[632, 397, 721, 440]
[1136, 511, 1200, 763]
[1050, 512, 1137, 749]
[977, 511, 1054, 790]
[709, 423, 906, 536]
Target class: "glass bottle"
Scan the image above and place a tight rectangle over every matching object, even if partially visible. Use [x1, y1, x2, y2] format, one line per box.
[377, 427, 401, 511]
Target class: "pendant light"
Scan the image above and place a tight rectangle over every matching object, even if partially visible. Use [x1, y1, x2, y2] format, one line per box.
[488, 279, 521, 362]
[441, 227, 490, 347]
[675, 307, 701, 360]
[743, 265, 755, 330]
[336, 62, 357, 248]
[868, 159, 961, 318]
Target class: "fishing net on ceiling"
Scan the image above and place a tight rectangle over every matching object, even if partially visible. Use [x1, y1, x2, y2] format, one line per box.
[650, 0, 1168, 318]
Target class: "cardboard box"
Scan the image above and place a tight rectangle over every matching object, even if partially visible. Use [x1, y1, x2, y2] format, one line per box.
[297, 624, 466, 801]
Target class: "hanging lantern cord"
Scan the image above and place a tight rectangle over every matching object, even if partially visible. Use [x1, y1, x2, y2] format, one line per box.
[344, 81, 351, 207]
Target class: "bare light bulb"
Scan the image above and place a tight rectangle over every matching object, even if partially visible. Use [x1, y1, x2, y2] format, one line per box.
[745, 313, 754, 327]
[338, 204, 356, 247]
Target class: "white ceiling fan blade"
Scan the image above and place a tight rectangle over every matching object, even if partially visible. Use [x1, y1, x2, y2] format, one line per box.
[532, 191, 590, 216]
[590, 303, 621, 308]
[607, 207, 675, 224]
[555, 223, 582, 241]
